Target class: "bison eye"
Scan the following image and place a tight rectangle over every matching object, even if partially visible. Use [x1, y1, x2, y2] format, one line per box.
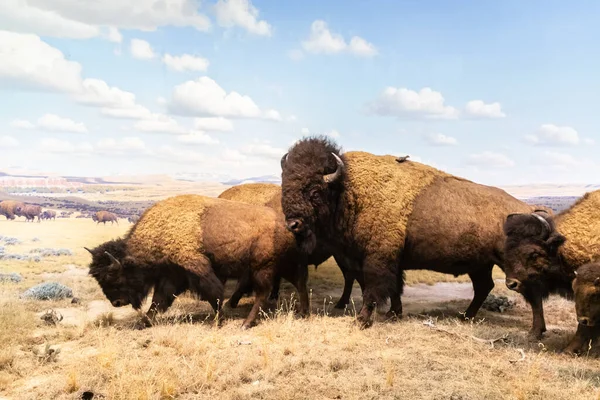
[527, 252, 540, 262]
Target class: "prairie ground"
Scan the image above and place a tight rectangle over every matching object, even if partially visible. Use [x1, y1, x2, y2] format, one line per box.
[1, 217, 600, 400]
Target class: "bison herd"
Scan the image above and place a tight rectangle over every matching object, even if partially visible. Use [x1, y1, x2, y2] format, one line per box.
[6, 136, 600, 355]
[0, 201, 139, 225]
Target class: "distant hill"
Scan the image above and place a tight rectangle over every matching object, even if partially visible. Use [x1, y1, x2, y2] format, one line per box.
[222, 175, 282, 186]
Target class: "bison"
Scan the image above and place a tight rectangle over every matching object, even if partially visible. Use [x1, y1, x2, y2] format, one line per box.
[218, 183, 362, 309]
[17, 204, 42, 222]
[279, 136, 535, 328]
[564, 261, 600, 355]
[85, 194, 309, 329]
[0, 200, 24, 220]
[502, 189, 600, 340]
[92, 211, 119, 225]
[41, 210, 57, 221]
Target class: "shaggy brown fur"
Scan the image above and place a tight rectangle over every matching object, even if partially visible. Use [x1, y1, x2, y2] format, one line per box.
[218, 183, 362, 309]
[503, 190, 600, 340]
[280, 136, 534, 329]
[92, 211, 119, 225]
[86, 194, 308, 329]
[17, 204, 42, 222]
[563, 262, 600, 354]
[0, 200, 25, 220]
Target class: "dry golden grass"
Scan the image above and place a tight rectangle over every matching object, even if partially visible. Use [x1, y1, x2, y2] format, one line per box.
[2, 216, 600, 399]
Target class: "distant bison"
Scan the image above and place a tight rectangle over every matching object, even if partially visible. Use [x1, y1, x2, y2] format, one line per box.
[92, 211, 119, 225]
[127, 215, 140, 224]
[280, 136, 535, 328]
[567, 261, 600, 355]
[41, 210, 57, 221]
[85, 194, 308, 329]
[218, 183, 360, 310]
[0, 200, 25, 220]
[503, 189, 600, 340]
[17, 204, 42, 222]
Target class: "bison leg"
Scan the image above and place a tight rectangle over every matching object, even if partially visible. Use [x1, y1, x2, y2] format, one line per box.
[193, 269, 225, 325]
[228, 269, 254, 309]
[242, 288, 269, 330]
[269, 275, 282, 301]
[291, 264, 310, 316]
[334, 265, 357, 309]
[527, 292, 547, 340]
[562, 324, 600, 355]
[385, 271, 404, 320]
[463, 266, 495, 320]
[357, 255, 398, 329]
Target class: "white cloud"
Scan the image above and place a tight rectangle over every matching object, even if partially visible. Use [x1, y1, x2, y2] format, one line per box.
[134, 115, 187, 134]
[194, 117, 234, 132]
[241, 142, 286, 159]
[106, 27, 122, 43]
[75, 78, 136, 108]
[583, 138, 596, 145]
[214, 0, 272, 36]
[426, 133, 457, 146]
[163, 53, 209, 72]
[39, 138, 93, 154]
[263, 109, 282, 121]
[525, 124, 580, 146]
[301, 20, 377, 57]
[368, 87, 459, 120]
[177, 132, 219, 145]
[301, 128, 310, 135]
[38, 114, 88, 133]
[130, 39, 156, 59]
[0, 30, 83, 93]
[157, 97, 167, 106]
[287, 49, 304, 61]
[535, 151, 597, 172]
[287, 115, 297, 122]
[0, 135, 19, 148]
[467, 151, 515, 168]
[10, 119, 35, 129]
[95, 137, 149, 155]
[0, 0, 211, 40]
[324, 129, 341, 138]
[464, 100, 506, 119]
[13, 114, 88, 133]
[101, 105, 153, 120]
[169, 76, 280, 120]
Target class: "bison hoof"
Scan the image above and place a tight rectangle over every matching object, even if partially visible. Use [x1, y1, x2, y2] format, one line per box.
[527, 330, 545, 341]
[241, 322, 254, 330]
[334, 300, 349, 309]
[384, 311, 401, 321]
[227, 299, 240, 309]
[356, 316, 373, 330]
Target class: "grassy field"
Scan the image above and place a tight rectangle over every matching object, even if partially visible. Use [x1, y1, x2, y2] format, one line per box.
[1, 217, 600, 399]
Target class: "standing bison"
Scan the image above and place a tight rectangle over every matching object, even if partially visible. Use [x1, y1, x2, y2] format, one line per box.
[567, 261, 600, 355]
[86, 194, 309, 329]
[41, 210, 57, 221]
[503, 190, 600, 341]
[279, 136, 535, 328]
[92, 211, 119, 225]
[17, 204, 42, 222]
[218, 183, 362, 309]
[0, 200, 25, 220]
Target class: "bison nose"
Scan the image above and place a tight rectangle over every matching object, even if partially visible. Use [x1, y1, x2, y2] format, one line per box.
[579, 317, 591, 326]
[506, 278, 521, 291]
[286, 218, 303, 233]
[112, 299, 123, 307]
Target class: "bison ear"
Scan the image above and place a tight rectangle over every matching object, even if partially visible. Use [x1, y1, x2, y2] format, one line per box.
[503, 213, 524, 234]
[545, 232, 566, 255]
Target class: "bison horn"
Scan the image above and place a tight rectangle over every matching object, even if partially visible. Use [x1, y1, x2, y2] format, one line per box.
[531, 213, 551, 239]
[84, 247, 93, 255]
[280, 153, 288, 170]
[323, 153, 344, 184]
[104, 251, 122, 269]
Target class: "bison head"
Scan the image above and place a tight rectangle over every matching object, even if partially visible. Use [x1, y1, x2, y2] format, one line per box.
[502, 211, 567, 296]
[86, 239, 151, 310]
[573, 263, 600, 327]
[280, 136, 344, 254]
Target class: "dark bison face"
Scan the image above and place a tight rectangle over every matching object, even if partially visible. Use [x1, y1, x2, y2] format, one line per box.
[14, 205, 23, 216]
[280, 137, 344, 254]
[503, 212, 566, 295]
[86, 241, 150, 310]
[573, 263, 600, 327]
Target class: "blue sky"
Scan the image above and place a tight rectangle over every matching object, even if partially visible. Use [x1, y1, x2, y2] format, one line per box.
[0, 0, 598, 184]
